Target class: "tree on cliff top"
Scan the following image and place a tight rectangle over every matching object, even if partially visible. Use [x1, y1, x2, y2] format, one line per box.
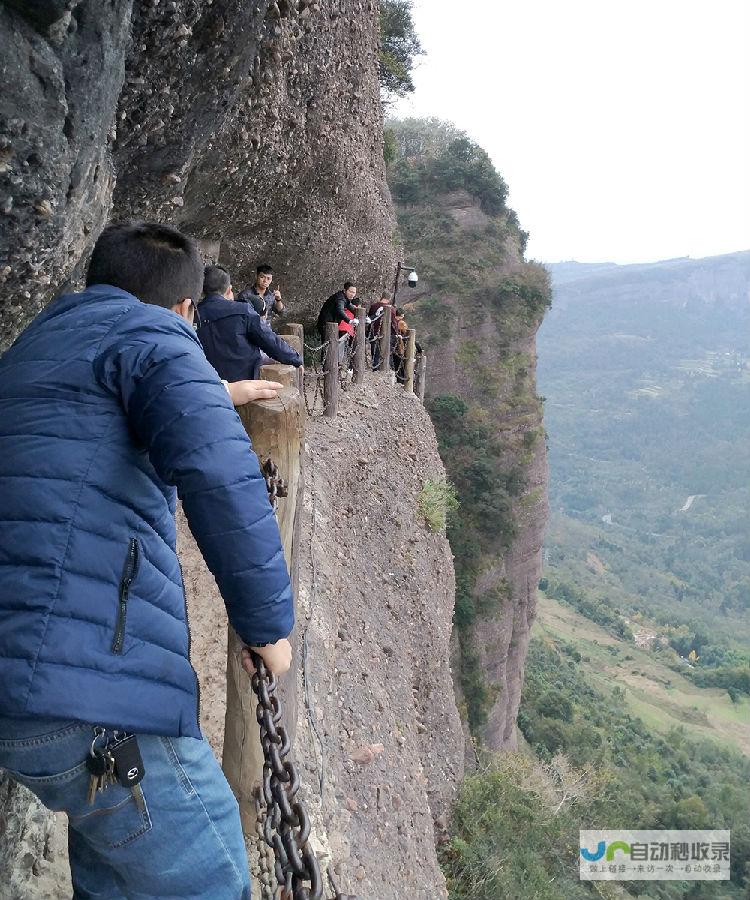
[380, 0, 423, 101]
[387, 117, 512, 218]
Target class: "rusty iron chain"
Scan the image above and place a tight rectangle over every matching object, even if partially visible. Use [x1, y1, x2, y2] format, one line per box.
[250, 652, 324, 900]
[262, 458, 288, 511]
[302, 343, 326, 416]
[254, 790, 279, 899]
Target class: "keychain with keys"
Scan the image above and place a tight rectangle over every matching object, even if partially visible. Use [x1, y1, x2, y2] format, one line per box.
[85, 729, 116, 805]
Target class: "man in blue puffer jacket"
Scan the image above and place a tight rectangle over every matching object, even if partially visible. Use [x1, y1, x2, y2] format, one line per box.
[0, 222, 294, 899]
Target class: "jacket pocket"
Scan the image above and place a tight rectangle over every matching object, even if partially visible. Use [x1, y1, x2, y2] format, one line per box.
[112, 538, 139, 654]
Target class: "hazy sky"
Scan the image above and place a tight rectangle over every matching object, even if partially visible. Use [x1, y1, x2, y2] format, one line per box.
[393, 0, 750, 264]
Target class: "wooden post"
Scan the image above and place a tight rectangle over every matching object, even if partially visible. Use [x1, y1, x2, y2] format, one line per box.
[352, 305, 366, 386]
[271, 325, 304, 394]
[378, 305, 392, 373]
[323, 321, 339, 418]
[277, 333, 303, 358]
[277, 322, 304, 344]
[259, 362, 298, 389]
[276, 336, 304, 395]
[222, 385, 304, 842]
[404, 329, 416, 393]
[416, 350, 427, 402]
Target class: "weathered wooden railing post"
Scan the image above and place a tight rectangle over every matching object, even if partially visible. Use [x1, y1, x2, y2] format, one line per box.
[404, 328, 416, 393]
[378, 305, 392, 373]
[222, 370, 304, 845]
[277, 322, 304, 345]
[352, 304, 366, 385]
[416, 350, 427, 402]
[324, 321, 339, 417]
[276, 323, 305, 395]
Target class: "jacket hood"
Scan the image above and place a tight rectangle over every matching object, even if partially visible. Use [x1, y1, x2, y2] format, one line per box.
[197, 293, 249, 323]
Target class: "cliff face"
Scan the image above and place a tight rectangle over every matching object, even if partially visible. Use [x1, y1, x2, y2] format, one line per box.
[0, 0, 396, 348]
[387, 127, 550, 751]
[423, 197, 548, 749]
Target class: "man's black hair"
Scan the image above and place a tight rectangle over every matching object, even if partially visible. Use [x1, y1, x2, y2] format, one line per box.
[203, 265, 232, 296]
[256, 264, 273, 275]
[86, 222, 203, 310]
[343, 281, 356, 291]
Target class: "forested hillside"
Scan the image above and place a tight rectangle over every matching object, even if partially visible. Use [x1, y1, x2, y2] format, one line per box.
[386, 117, 549, 747]
[538, 253, 750, 664]
[506, 252, 750, 898]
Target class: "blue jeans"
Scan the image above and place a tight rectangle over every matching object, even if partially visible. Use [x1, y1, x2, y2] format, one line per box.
[0, 717, 251, 899]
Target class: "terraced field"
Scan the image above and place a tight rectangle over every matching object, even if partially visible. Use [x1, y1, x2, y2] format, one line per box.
[534, 593, 750, 756]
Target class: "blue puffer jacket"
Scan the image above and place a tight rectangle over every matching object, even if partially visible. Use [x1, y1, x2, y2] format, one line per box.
[0, 285, 294, 739]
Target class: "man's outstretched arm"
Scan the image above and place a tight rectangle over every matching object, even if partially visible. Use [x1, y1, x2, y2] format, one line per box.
[94, 308, 295, 658]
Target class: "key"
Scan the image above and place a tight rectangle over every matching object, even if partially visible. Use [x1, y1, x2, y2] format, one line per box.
[85, 749, 109, 805]
[104, 751, 117, 788]
[108, 733, 145, 788]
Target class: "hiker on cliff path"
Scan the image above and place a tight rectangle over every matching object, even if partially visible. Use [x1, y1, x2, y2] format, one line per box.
[0, 223, 294, 899]
[237, 262, 284, 324]
[316, 280, 359, 343]
[198, 264, 302, 380]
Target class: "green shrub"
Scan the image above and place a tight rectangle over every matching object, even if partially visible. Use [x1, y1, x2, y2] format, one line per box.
[418, 478, 459, 532]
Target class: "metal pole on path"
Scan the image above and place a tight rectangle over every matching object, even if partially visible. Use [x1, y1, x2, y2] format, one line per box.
[404, 328, 417, 393]
[378, 305, 392, 373]
[352, 305, 366, 385]
[416, 350, 427, 402]
[323, 321, 339, 417]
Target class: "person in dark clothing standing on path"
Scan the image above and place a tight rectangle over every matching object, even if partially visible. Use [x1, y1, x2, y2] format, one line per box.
[0, 223, 293, 899]
[198, 265, 302, 380]
[237, 263, 284, 323]
[316, 281, 358, 343]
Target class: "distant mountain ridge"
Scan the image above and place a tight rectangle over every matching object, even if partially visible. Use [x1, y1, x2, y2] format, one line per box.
[544, 251, 750, 304]
[537, 246, 750, 645]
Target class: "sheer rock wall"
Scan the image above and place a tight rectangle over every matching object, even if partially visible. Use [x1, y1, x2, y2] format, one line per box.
[0, 0, 396, 350]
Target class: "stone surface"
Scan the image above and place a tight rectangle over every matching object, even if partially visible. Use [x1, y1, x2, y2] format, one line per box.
[0, 0, 133, 349]
[0, 0, 397, 349]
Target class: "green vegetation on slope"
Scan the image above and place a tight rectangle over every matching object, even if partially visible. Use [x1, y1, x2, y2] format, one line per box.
[387, 118, 549, 733]
[443, 627, 750, 899]
[538, 256, 750, 637]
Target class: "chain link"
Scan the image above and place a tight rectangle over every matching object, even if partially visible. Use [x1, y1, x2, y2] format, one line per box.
[262, 458, 288, 511]
[302, 343, 326, 416]
[250, 652, 325, 900]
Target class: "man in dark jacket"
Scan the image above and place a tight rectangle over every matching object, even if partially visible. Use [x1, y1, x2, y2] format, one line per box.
[236, 263, 284, 323]
[198, 265, 302, 380]
[0, 223, 293, 899]
[316, 281, 358, 343]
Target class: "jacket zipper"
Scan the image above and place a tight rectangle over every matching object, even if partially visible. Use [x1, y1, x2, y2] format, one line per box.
[177, 558, 201, 726]
[112, 539, 139, 653]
